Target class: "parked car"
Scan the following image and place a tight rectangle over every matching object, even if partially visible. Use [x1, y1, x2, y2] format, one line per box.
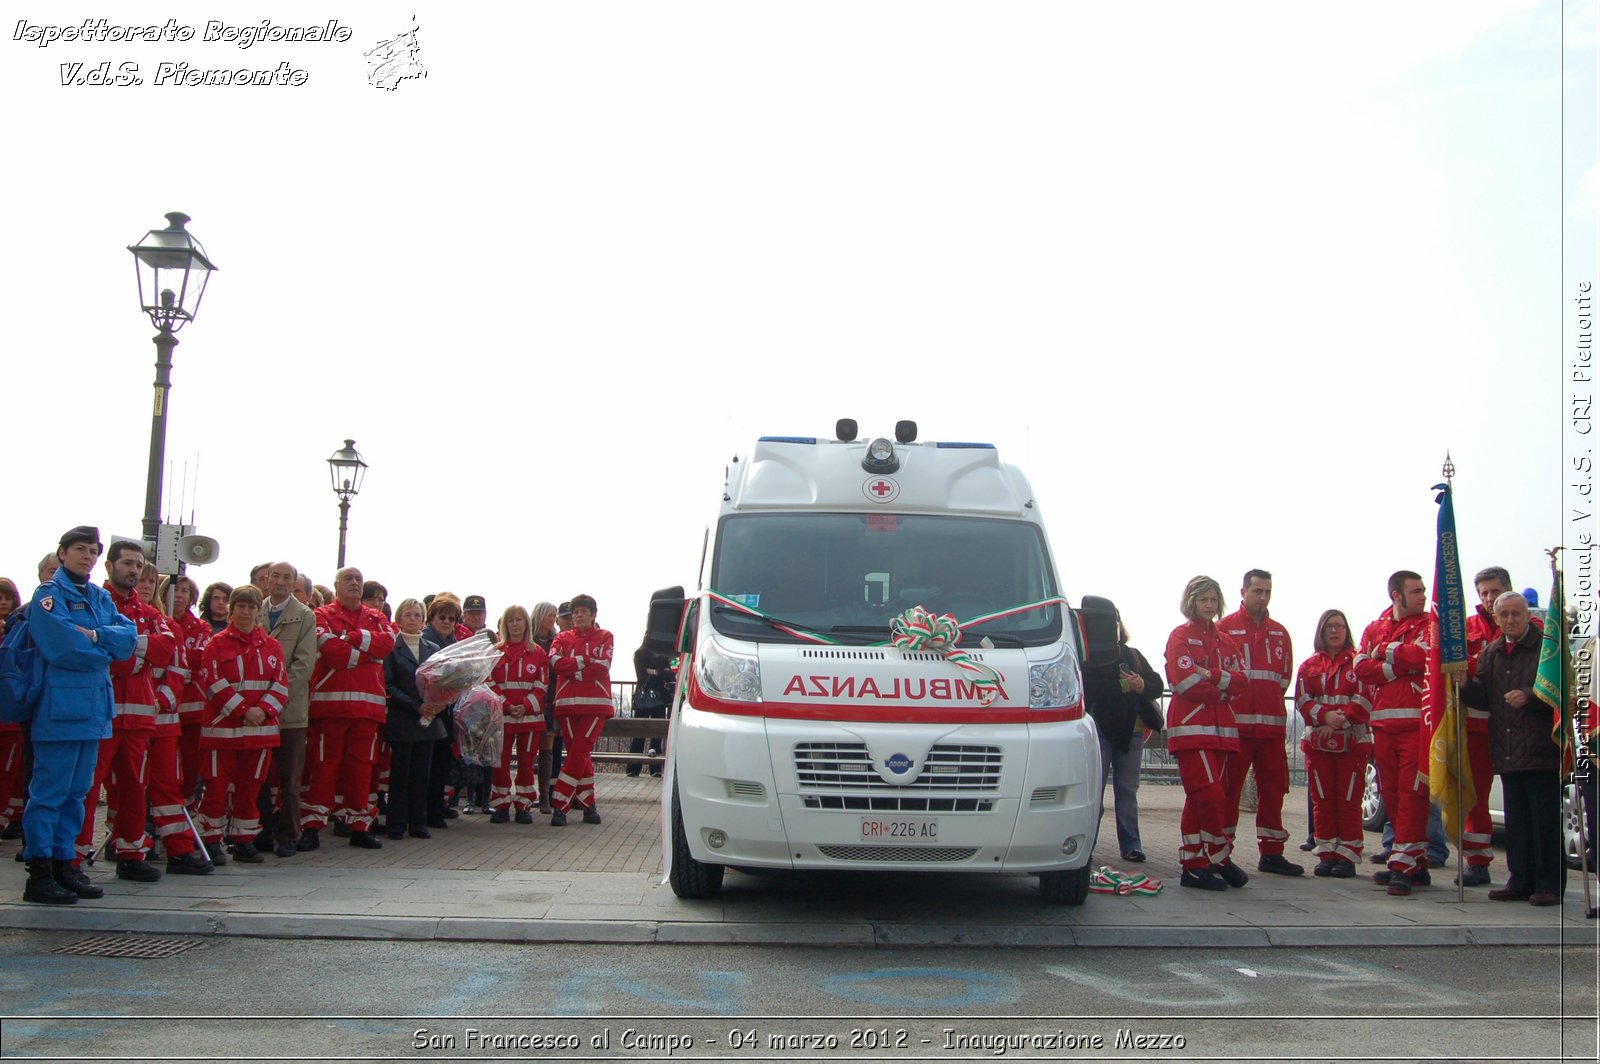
[1363, 765, 1588, 869]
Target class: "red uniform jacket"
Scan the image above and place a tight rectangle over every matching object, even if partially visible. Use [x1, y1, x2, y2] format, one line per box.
[549, 626, 614, 718]
[1295, 648, 1373, 754]
[1354, 609, 1431, 733]
[172, 610, 212, 725]
[106, 583, 177, 731]
[1163, 620, 1245, 754]
[309, 603, 397, 724]
[150, 614, 188, 734]
[197, 624, 287, 750]
[1218, 608, 1294, 738]
[492, 641, 549, 733]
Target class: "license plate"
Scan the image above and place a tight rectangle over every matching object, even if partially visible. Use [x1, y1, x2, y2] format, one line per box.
[859, 816, 939, 842]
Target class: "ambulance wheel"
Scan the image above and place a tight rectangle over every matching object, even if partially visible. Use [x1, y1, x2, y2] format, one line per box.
[669, 785, 724, 899]
[1038, 865, 1090, 905]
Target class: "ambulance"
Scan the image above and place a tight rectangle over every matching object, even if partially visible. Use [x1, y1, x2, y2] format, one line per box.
[650, 420, 1112, 904]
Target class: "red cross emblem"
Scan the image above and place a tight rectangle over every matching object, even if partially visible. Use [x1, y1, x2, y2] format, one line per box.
[862, 476, 900, 503]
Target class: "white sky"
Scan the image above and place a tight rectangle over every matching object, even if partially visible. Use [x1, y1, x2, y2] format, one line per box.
[2, 1, 1594, 676]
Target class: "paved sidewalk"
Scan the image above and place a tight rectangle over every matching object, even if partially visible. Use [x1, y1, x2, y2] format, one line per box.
[1, 775, 1595, 948]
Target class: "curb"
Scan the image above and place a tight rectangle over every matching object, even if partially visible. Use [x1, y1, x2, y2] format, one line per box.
[0, 905, 1572, 948]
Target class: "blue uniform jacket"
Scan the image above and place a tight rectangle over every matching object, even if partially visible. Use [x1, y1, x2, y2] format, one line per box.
[28, 568, 138, 742]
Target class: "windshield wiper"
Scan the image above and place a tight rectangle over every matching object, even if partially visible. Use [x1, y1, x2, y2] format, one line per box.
[713, 605, 834, 640]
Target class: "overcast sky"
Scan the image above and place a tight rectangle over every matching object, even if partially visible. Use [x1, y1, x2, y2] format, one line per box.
[2, 1, 1594, 676]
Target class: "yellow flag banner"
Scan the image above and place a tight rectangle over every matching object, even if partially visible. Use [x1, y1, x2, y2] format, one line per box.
[1424, 479, 1472, 833]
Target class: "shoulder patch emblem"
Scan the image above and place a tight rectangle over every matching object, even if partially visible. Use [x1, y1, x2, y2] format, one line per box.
[39, 596, 53, 612]
[1346, 670, 1358, 683]
[1177, 654, 1194, 670]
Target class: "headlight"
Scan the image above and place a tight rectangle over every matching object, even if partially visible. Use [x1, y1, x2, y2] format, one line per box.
[698, 638, 763, 702]
[1029, 647, 1081, 709]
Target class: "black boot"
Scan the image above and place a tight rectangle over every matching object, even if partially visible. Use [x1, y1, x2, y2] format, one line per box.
[115, 859, 162, 883]
[295, 828, 320, 852]
[53, 859, 104, 899]
[24, 858, 77, 905]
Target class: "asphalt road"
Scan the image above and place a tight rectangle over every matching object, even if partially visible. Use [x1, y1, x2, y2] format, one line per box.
[0, 930, 1595, 1061]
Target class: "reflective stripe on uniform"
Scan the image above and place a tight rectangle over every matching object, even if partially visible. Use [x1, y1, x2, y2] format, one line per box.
[311, 691, 386, 705]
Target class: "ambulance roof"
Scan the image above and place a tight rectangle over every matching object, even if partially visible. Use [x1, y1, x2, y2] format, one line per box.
[724, 436, 1037, 517]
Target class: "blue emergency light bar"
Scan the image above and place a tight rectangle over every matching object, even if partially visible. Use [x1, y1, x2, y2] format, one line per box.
[757, 436, 817, 445]
[935, 441, 996, 449]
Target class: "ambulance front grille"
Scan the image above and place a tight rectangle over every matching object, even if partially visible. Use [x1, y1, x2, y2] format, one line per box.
[802, 795, 993, 813]
[794, 743, 1001, 790]
[817, 844, 978, 863]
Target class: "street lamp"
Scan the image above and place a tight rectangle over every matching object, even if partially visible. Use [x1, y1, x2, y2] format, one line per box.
[128, 212, 217, 545]
[327, 439, 368, 568]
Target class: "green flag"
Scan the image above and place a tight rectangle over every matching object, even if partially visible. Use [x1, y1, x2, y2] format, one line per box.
[1532, 552, 1573, 775]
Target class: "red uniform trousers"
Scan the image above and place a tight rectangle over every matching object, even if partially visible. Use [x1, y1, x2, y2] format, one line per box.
[1222, 733, 1291, 857]
[0, 728, 25, 832]
[493, 723, 545, 811]
[178, 721, 203, 803]
[1374, 728, 1429, 875]
[550, 714, 604, 813]
[146, 730, 200, 857]
[1306, 748, 1367, 863]
[76, 730, 151, 863]
[302, 717, 379, 832]
[198, 747, 273, 844]
[1463, 731, 1495, 869]
[1176, 749, 1233, 871]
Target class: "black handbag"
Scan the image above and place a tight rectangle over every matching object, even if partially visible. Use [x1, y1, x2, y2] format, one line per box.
[633, 676, 667, 713]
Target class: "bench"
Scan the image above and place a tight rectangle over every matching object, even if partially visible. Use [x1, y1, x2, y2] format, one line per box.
[590, 716, 669, 766]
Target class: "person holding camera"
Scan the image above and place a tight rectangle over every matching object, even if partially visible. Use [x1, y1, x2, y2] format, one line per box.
[1082, 614, 1162, 863]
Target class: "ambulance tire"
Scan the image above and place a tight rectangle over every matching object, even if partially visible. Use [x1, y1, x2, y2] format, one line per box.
[669, 785, 725, 899]
[1038, 865, 1090, 905]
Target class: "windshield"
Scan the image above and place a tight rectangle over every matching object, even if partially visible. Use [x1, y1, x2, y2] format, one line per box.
[708, 512, 1063, 646]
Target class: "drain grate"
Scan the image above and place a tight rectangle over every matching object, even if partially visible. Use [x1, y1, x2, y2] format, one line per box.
[53, 935, 203, 959]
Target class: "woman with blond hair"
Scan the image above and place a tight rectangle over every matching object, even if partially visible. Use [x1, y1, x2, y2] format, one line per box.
[382, 598, 446, 839]
[1164, 575, 1248, 891]
[488, 606, 549, 823]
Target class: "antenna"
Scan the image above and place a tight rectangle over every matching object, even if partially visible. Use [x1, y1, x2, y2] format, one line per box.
[178, 461, 189, 529]
[190, 454, 200, 525]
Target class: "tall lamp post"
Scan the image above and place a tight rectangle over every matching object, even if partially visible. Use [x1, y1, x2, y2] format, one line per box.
[128, 213, 217, 545]
[327, 439, 368, 568]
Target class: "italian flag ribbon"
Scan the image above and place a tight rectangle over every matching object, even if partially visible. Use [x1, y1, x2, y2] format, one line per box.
[703, 591, 1068, 708]
[1089, 866, 1163, 896]
[890, 605, 1003, 707]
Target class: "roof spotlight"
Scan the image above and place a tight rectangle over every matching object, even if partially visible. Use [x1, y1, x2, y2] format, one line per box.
[895, 420, 918, 444]
[862, 437, 899, 474]
[836, 418, 858, 442]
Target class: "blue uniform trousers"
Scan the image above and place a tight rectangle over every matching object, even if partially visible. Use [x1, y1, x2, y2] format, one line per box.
[22, 739, 99, 861]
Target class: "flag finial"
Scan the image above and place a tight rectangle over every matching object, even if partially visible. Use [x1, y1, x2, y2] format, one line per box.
[1442, 452, 1455, 482]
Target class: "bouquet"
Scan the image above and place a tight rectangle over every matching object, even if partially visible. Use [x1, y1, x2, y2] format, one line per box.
[454, 683, 505, 767]
[415, 632, 502, 705]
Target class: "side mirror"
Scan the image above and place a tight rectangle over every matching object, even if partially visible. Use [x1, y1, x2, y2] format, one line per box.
[645, 586, 686, 657]
[1077, 595, 1121, 669]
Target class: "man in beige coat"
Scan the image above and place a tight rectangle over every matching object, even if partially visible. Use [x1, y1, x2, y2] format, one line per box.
[256, 561, 319, 858]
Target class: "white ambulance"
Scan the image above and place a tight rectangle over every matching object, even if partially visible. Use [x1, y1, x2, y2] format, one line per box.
[652, 420, 1109, 904]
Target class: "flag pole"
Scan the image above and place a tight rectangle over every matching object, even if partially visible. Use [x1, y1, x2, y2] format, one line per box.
[1446, 458, 1465, 903]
